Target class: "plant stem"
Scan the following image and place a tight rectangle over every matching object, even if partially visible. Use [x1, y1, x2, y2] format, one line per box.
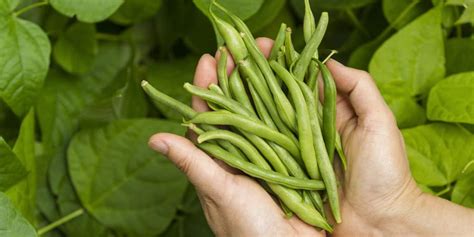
[37, 209, 84, 236]
[435, 184, 451, 197]
[345, 9, 370, 37]
[462, 160, 474, 174]
[14, 0, 48, 16]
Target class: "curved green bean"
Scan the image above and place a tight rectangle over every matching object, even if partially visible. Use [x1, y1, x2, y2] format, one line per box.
[210, 10, 247, 62]
[317, 60, 337, 163]
[269, 23, 287, 61]
[189, 111, 300, 158]
[228, 69, 255, 115]
[198, 143, 325, 191]
[297, 79, 341, 223]
[217, 47, 231, 97]
[284, 27, 299, 66]
[293, 12, 328, 81]
[270, 61, 320, 180]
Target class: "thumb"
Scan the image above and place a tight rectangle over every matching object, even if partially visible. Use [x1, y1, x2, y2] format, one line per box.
[148, 133, 230, 195]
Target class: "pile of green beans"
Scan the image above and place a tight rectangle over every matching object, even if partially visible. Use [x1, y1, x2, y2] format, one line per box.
[142, 0, 348, 232]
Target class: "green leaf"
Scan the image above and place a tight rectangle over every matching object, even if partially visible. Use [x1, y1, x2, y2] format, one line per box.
[0, 137, 27, 192]
[427, 72, 474, 124]
[245, 0, 285, 33]
[383, 92, 427, 128]
[0, 192, 37, 237]
[402, 123, 474, 186]
[451, 174, 474, 208]
[50, 0, 124, 23]
[369, 7, 445, 96]
[111, 0, 163, 25]
[68, 119, 188, 236]
[183, 7, 217, 54]
[445, 38, 474, 75]
[382, 0, 430, 30]
[146, 58, 197, 120]
[0, 9, 51, 116]
[53, 22, 98, 74]
[193, 0, 264, 20]
[348, 37, 385, 70]
[447, 0, 474, 25]
[6, 109, 36, 223]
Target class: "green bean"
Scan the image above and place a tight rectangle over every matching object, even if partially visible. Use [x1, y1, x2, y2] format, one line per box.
[209, 10, 247, 62]
[198, 130, 288, 175]
[240, 31, 297, 132]
[284, 27, 299, 66]
[303, 0, 317, 58]
[142, 80, 196, 119]
[198, 143, 325, 190]
[317, 60, 337, 163]
[189, 111, 300, 158]
[209, 83, 224, 95]
[308, 191, 326, 218]
[217, 47, 231, 97]
[270, 61, 320, 180]
[297, 79, 341, 223]
[228, 69, 255, 115]
[269, 23, 287, 61]
[293, 12, 328, 81]
[277, 50, 286, 69]
[184, 83, 256, 119]
[335, 133, 347, 170]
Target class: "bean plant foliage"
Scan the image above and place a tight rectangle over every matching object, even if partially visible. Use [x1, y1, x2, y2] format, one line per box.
[0, 0, 472, 236]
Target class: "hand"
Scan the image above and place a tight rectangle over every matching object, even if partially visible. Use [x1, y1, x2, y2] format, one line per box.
[327, 60, 474, 236]
[149, 38, 325, 237]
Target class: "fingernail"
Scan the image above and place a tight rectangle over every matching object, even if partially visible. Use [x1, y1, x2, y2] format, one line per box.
[149, 139, 168, 155]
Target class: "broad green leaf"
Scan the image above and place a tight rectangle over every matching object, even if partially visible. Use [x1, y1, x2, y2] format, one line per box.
[383, 93, 426, 128]
[445, 38, 474, 75]
[183, 7, 217, 54]
[382, 0, 431, 30]
[193, 0, 264, 20]
[348, 37, 386, 70]
[6, 109, 36, 223]
[68, 119, 188, 236]
[246, 0, 285, 33]
[111, 0, 163, 25]
[147, 58, 197, 120]
[53, 22, 98, 74]
[0, 100, 21, 144]
[254, 6, 296, 38]
[49, 0, 124, 23]
[0, 11, 51, 116]
[0, 138, 27, 192]
[427, 72, 474, 124]
[37, 43, 131, 195]
[451, 174, 474, 208]
[369, 8, 445, 96]
[447, 0, 474, 25]
[402, 123, 474, 186]
[0, 0, 19, 14]
[0, 192, 37, 237]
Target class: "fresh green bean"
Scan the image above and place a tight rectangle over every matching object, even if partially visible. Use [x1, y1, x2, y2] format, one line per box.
[198, 143, 325, 190]
[297, 79, 341, 223]
[293, 12, 328, 81]
[198, 130, 288, 175]
[284, 27, 299, 66]
[317, 60, 337, 163]
[209, 10, 247, 62]
[228, 69, 255, 115]
[240, 31, 297, 132]
[209, 83, 224, 95]
[308, 191, 326, 218]
[277, 50, 286, 69]
[269, 23, 287, 61]
[217, 47, 231, 97]
[303, 0, 317, 58]
[189, 111, 300, 158]
[335, 133, 347, 170]
[270, 61, 320, 179]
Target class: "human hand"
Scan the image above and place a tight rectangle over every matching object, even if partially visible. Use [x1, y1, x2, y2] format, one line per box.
[149, 38, 325, 237]
[327, 60, 474, 236]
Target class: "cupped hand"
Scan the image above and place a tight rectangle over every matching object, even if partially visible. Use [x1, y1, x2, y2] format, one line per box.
[149, 38, 325, 237]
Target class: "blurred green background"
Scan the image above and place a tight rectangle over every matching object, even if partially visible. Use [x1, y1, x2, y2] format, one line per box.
[0, 0, 473, 236]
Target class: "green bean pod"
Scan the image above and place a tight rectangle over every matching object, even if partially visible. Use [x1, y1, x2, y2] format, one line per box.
[317, 60, 337, 163]
[303, 0, 316, 55]
[297, 79, 341, 223]
[198, 143, 325, 191]
[284, 28, 299, 66]
[228, 69, 255, 115]
[189, 111, 300, 158]
[198, 130, 288, 175]
[270, 61, 320, 180]
[210, 11, 248, 62]
[293, 12, 328, 81]
[217, 47, 231, 97]
[269, 23, 287, 61]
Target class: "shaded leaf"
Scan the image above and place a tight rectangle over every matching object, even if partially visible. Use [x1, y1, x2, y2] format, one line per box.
[68, 119, 187, 236]
[445, 38, 474, 75]
[383, 93, 426, 128]
[427, 72, 474, 124]
[0, 192, 37, 237]
[382, 0, 431, 30]
[246, 0, 286, 33]
[0, 138, 27, 192]
[49, 0, 124, 23]
[193, 0, 264, 20]
[451, 174, 474, 208]
[447, 0, 474, 25]
[111, 0, 163, 25]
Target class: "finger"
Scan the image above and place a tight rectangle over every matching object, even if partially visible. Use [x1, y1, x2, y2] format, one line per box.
[192, 54, 217, 112]
[255, 37, 274, 58]
[325, 59, 394, 123]
[149, 133, 231, 195]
